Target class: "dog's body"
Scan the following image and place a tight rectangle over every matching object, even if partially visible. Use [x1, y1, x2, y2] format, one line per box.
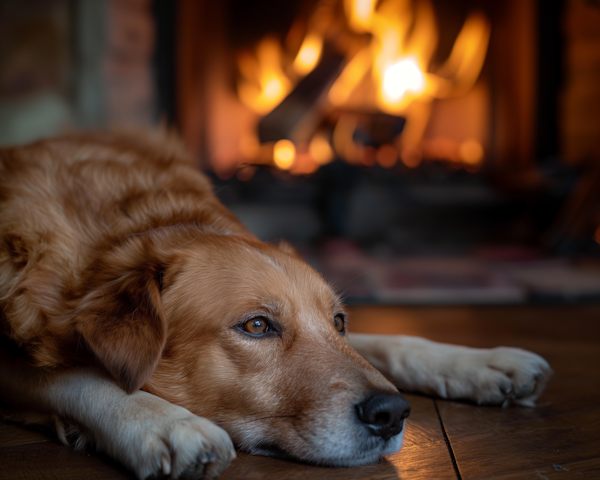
[0, 133, 551, 479]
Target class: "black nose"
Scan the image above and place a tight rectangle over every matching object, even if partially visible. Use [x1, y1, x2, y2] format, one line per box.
[356, 392, 411, 441]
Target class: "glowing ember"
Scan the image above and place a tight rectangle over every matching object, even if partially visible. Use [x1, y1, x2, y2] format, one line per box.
[459, 140, 484, 166]
[309, 134, 334, 165]
[273, 139, 296, 169]
[376, 144, 398, 168]
[239, 134, 260, 160]
[328, 48, 371, 106]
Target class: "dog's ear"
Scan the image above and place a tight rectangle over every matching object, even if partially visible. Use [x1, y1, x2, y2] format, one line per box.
[277, 240, 300, 257]
[74, 242, 167, 394]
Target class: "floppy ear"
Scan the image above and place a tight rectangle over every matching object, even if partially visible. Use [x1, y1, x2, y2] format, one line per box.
[74, 244, 167, 394]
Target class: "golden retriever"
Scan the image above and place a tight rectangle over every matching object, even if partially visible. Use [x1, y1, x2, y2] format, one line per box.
[0, 132, 551, 479]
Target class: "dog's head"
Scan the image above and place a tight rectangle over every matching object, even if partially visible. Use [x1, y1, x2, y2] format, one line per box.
[75, 230, 409, 466]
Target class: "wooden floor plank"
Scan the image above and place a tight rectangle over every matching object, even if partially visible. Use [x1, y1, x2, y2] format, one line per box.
[0, 440, 132, 480]
[439, 406, 600, 479]
[482, 458, 600, 479]
[0, 421, 50, 447]
[384, 395, 457, 480]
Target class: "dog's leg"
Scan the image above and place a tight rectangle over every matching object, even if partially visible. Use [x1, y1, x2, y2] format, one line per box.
[348, 333, 552, 406]
[0, 349, 235, 480]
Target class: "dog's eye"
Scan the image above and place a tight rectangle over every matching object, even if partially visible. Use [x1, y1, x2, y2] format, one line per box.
[243, 317, 269, 335]
[334, 314, 346, 334]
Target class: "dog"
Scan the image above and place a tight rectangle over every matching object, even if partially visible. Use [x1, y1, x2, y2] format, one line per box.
[0, 132, 551, 480]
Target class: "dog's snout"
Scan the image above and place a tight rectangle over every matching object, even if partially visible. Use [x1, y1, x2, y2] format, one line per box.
[355, 392, 410, 441]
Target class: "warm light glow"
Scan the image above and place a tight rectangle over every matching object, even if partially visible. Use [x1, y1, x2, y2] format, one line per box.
[595, 227, 600, 244]
[235, 0, 491, 173]
[436, 13, 491, 97]
[294, 33, 323, 75]
[239, 134, 259, 159]
[273, 139, 296, 169]
[401, 150, 422, 168]
[333, 115, 359, 163]
[309, 134, 334, 165]
[236, 166, 256, 182]
[328, 47, 371, 106]
[382, 59, 424, 103]
[330, 0, 490, 151]
[376, 144, 398, 168]
[459, 139, 484, 165]
[360, 145, 377, 167]
[291, 146, 319, 175]
[345, 0, 377, 32]
[237, 38, 292, 115]
[424, 138, 459, 161]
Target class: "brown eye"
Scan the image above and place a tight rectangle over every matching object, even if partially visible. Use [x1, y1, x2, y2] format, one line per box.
[243, 317, 269, 335]
[334, 314, 346, 333]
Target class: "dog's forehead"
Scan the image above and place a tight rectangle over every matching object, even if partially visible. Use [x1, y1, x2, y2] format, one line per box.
[183, 237, 342, 320]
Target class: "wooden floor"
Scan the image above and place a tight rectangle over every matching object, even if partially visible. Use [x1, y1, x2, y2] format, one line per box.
[2, 305, 600, 479]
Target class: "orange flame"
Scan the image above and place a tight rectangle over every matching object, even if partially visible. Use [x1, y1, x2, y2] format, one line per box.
[334, 0, 489, 113]
[294, 33, 324, 75]
[273, 139, 296, 169]
[329, 0, 490, 167]
[236, 0, 491, 172]
[238, 26, 325, 116]
[237, 38, 292, 115]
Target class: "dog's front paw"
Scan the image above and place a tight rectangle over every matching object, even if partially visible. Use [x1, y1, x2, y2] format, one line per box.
[445, 347, 552, 407]
[115, 401, 235, 480]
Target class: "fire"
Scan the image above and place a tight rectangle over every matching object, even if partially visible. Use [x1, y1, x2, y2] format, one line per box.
[435, 13, 491, 97]
[237, 38, 292, 115]
[459, 140, 484, 166]
[309, 133, 334, 165]
[346, 0, 378, 32]
[294, 33, 323, 75]
[334, 0, 489, 112]
[238, 28, 325, 115]
[329, 0, 490, 166]
[273, 139, 296, 169]
[236, 0, 491, 172]
[382, 58, 424, 104]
